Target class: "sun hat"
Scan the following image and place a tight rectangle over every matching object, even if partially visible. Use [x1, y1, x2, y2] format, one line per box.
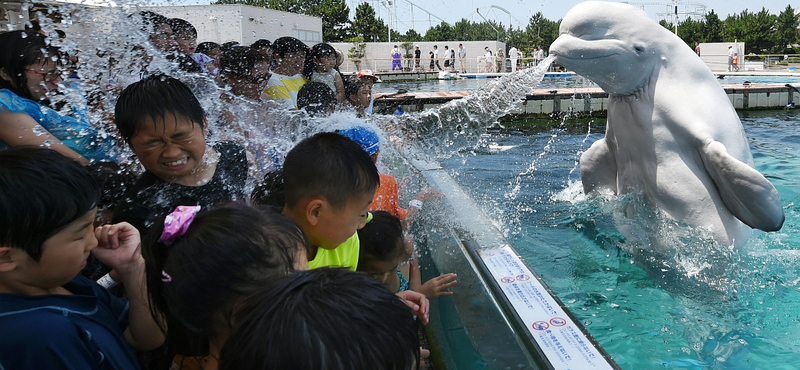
[337, 126, 380, 156]
[356, 69, 378, 81]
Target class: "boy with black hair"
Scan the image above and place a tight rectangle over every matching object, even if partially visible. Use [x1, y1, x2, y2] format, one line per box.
[113, 74, 248, 233]
[165, 18, 203, 73]
[218, 268, 421, 370]
[264, 36, 309, 109]
[281, 132, 379, 271]
[0, 147, 164, 368]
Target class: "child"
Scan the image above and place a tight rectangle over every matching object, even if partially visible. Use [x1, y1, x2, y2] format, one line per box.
[143, 204, 307, 369]
[281, 132, 380, 271]
[297, 81, 336, 116]
[339, 126, 453, 299]
[113, 74, 249, 233]
[304, 43, 345, 104]
[195, 42, 221, 74]
[345, 79, 371, 117]
[218, 268, 421, 370]
[165, 18, 203, 73]
[264, 36, 308, 109]
[0, 30, 117, 164]
[359, 210, 457, 298]
[0, 147, 164, 368]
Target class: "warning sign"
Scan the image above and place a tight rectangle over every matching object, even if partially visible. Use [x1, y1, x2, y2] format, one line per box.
[478, 244, 616, 369]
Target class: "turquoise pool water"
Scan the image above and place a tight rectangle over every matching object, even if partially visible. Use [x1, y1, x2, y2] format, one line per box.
[439, 110, 800, 369]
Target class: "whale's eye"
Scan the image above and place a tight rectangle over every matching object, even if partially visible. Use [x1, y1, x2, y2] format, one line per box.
[633, 45, 645, 54]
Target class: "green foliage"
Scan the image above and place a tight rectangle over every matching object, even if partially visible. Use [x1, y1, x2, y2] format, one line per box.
[351, 2, 386, 42]
[775, 5, 799, 53]
[346, 36, 366, 60]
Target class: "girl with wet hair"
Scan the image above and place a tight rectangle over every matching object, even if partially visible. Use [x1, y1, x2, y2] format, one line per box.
[143, 204, 308, 370]
[0, 30, 117, 164]
[304, 42, 345, 104]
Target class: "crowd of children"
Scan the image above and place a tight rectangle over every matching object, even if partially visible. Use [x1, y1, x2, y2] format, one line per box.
[0, 9, 457, 370]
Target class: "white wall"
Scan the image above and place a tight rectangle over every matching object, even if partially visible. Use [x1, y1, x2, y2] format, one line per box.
[148, 4, 321, 46]
[698, 42, 745, 72]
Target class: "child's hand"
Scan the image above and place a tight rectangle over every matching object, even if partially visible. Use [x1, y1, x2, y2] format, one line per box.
[92, 222, 143, 275]
[414, 188, 444, 202]
[397, 290, 429, 325]
[418, 273, 457, 299]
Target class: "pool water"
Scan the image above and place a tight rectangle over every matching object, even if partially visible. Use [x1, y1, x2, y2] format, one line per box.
[439, 110, 800, 369]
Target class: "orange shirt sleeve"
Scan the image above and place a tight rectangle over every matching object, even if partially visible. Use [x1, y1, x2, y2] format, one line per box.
[370, 174, 408, 220]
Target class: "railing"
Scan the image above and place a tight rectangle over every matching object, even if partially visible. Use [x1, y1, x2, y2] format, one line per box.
[339, 57, 555, 74]
[702, 53, 799, 72]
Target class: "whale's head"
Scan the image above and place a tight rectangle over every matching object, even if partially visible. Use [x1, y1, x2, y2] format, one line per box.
[550, 1, 674, 95]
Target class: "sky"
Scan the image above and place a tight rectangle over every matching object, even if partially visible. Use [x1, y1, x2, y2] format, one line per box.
[138, 0, 796, 34]
[360, 0, 797, 34]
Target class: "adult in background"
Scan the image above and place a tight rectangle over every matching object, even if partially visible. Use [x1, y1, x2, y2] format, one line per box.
[413, 45, 421, 72]
[458, 43, 467, 73]
[483, 47, 493, 73]
[391, 45, 402, 71]
[508, 45, 518, 72]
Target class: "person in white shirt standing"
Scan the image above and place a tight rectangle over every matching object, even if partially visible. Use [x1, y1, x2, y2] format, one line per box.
[457, 44, 467, 73]
[508, 45, 518, 72]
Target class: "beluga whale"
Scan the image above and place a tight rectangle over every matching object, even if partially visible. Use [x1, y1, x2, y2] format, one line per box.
[549, 1, 784, 247]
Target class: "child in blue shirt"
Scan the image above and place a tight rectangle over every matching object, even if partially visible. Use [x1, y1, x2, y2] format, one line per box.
[0, 147, 164, 369]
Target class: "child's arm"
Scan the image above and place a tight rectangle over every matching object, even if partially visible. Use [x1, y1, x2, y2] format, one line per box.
[417, 273, 458, 300]
[334, 72, 346, 103]
[93, 222, 165, 351]
[0, 110, 88, 165]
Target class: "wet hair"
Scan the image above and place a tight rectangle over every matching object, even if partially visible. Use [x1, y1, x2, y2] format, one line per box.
[195, 42, 220, 56]
[282, 132, 379, 210]
[251, 39, 271, 49]
[251, 170, 285, 209]
[271, 36, 308, 58]
[0, 30, 61, 102]
[345, 79, 367, 105]
[218, 268, 420, 370]
[219, 46, 267, 80]
[221, 41, 240, 50]
[168, 18, 197, 38]
[357, 211, 406, 265]
[114, 74, 205, 142]
[303, 42, 336, 77]
[136, 10, 169, 33]
[143, 204, 306, 355]
[296, 82, 335, 115]
[0, 147, 100, 261]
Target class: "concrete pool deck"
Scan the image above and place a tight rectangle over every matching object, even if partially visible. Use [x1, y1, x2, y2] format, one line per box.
[373, 81, 800, 118]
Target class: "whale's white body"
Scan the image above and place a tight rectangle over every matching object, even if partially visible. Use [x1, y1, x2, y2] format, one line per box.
[549, 1, 784, 246]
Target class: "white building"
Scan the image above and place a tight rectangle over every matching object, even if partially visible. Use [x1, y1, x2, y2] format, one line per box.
[144, 4, 322, 46]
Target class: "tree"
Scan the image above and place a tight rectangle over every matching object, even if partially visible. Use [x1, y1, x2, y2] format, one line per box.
[703, 10, 724, 42]
[677, 17, 704, 46]
[351, 2, 386, 42]
[775, 5, 799, 53]
[423, 21, 454, 41]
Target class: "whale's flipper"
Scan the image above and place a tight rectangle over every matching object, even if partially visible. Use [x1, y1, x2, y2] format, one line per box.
[699, 139, 785, 231]
[580, 138, 618, 195]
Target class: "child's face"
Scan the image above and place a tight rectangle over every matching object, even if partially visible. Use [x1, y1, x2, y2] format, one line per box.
[17, 208, 97, 289]
[315, 55, 334, 72]
[312, 191, 374, 250]
[360, 256, 403, 285]
[174, 31, 197, 55]
[150, 24, 177, 52]
[349, 85, 371, 109]
[277, 51, 306, 75]
[128, 112, 208, 184]
[22, 59, 62, 101]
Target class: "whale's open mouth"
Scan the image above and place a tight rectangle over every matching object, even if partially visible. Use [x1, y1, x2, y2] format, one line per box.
[556, 53, 618, 61]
